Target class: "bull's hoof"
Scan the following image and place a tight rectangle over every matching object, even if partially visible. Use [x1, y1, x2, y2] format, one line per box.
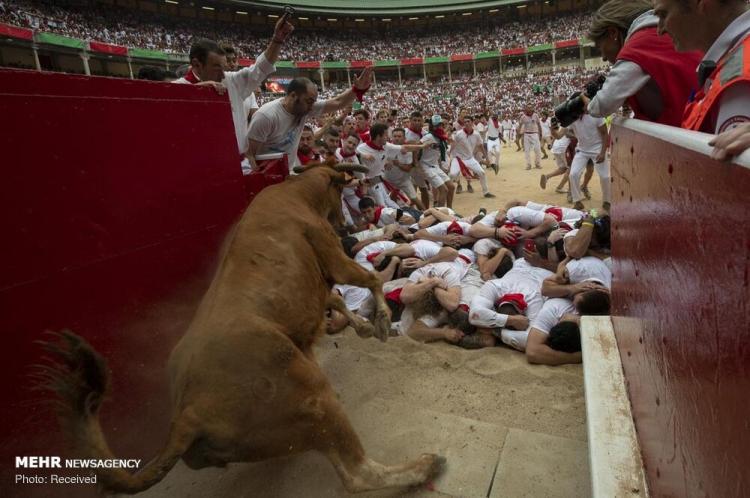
[354, 321, 375, 338]
[420, 453, 447, 480]
[373, 311, 391, 343]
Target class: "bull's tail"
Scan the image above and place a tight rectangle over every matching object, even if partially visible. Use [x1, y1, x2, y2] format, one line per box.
[33, 330, 196, 494]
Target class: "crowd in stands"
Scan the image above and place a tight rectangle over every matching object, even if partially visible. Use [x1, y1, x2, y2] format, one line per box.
[258, 67, 601, 119]
[1, 0, 591, 60]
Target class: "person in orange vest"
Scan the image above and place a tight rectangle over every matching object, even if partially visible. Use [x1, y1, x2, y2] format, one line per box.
[652, 0, 750, 135]
[584, 0, 703, 127]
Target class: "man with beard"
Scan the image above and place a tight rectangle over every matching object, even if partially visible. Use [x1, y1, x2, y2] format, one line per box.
[296, 125, 321, 166]
[246, 68, 373, 172]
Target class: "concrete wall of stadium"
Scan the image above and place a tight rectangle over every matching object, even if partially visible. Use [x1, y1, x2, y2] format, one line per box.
[610, 120, 750, 497]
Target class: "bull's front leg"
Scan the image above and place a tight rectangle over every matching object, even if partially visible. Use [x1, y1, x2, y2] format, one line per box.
[306, 227, 391, 342]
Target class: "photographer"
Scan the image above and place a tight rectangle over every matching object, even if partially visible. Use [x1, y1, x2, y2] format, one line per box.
[550, 107, 611, 212]
[583, 0, 702, 126]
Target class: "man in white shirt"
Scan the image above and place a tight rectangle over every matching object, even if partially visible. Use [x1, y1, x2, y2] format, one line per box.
[469, 258, 554, 351]
[551, 112, 611, 211]
[384, 128, 423, 210]
[486, 114, 507, 172]
[539, 111, 552, 160]
[418, 116, 455, 208]
[357, 123, 424, 209]
[501, 116, 514, 146]
[247, 68, 373, 172]
[174, 15, 293, 167]
[449, 120, 496, 199]
[517, 106, 543, 171]
[404, 111, 432, 210]
[525, 298, 582, 365]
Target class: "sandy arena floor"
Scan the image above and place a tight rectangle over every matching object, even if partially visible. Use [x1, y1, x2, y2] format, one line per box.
[132, 146, 604, 498]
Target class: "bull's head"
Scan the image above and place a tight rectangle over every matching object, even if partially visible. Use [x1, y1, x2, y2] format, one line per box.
[292, 158, 369, 229]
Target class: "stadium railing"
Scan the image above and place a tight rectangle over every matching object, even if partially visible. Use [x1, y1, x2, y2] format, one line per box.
[582, 118, 750, 497]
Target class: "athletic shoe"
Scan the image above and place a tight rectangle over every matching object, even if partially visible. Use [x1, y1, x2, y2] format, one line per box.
[573, 201, 585, 210]
[603, 201, 611, 212]
[555, 187, 568, 194]
[525, 166, 531, 171]
[534, 164, 542, 169]
[484, 192, 496, 198]
[478, 208, 487, 216]
[467, 183, 474, 193]
[567, 192, 573, 203]
[582, 186, 591, 200]
[489, 163, 499, 175]
[456, 183, 463, 194]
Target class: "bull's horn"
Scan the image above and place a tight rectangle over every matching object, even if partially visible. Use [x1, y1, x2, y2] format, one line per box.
[292, 165, 310, 174]
[333, 163, 369, 174]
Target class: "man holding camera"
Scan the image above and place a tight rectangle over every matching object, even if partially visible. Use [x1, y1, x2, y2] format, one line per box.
[584, 0, 702, 126]
[551, 110, 611, 212]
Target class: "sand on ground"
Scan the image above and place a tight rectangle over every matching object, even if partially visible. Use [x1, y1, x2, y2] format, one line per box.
[133, 147, 604, 498]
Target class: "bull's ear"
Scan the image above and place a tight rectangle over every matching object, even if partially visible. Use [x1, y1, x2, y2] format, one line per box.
[333, 163, 369, 175]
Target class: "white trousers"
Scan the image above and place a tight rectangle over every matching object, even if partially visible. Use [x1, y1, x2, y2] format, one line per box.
[569, 151, 611, 203]
[370, 181, 401, 209]
[487, 137, 502, 166]
[523, 134, 542, 168]
[449, 157, 489, 194]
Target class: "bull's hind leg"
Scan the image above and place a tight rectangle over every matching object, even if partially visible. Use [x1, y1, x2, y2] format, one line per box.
[306, 225, 391, 341]
[326, 293, 376, 339]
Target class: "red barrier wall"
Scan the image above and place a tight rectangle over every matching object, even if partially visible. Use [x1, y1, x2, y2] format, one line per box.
[0, 69, 247, 496]
[611, 122, 750, 498]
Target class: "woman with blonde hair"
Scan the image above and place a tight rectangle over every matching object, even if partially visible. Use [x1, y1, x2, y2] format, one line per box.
[584, 0, 702, 126]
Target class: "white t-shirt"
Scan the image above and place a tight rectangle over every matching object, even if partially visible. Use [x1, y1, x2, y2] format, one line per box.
[334, 284, 372, 312]
[451, 129, 483, 160]
[530, 298, 577, 335]
[566, 256, 612, 288]
[487, 119, 502, 138]
[405, 128, 423, 143]
[524, 202, 585, 223]
[426, 220, 473, 238]
[502, 119, 513, 131]
[506, 206, 546, 228]
[354, 240, 397, 268]
[384, 142, 413, 184]
[551, 136, 571, 154]
[410, 239, 442, 260]
[408, 261, 463, 289]
[568, 114, 605, 155]
[476, 210, 500, 227]
[475, 122, 487, 140]
[175, 54, 275, 155]
[469, 259, 553, 328]
[419, 133, 443, 167]
[247, 97, 326, 166]
[356, 142, 389, 179]
[519, 113, 540, 134]
[541, 118, 552, 137]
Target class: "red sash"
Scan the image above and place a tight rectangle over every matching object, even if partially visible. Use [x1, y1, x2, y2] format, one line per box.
[495, 293, 528, 311]
[382, 179, 411, 204]
[447, 220, 464, 235]
[385, 287, 403, 305]
[456, 157, 478, 180]
[183, 70, 199, 84]
[457, 254, 472, 265]
[544, 207, 563, 222]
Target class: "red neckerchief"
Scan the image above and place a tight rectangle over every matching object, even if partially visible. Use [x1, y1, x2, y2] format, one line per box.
[358, 128, 371, 142]
[371, 206, 384, 224]
[297, 151, 318, 165]
[409, 126, 423, 137]
[495, 293, 528, 312]
[365, 140, 383, 151]
[544, 207, 563, 222]
[492, 117, 500, 129]
[366, 251, 382, 263]
[447, 220, 464, 235]
[432, 127, 449, 142]
[385, 287, 403, 305]
[463, 128, 473, 136]
[339, 149, 356, 159]
[183, 70, 200, 84]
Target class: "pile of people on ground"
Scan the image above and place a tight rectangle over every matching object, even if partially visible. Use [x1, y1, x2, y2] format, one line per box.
[1, 0, 591, 60]
[326, 196, 611, 366]
[288, 106, 610, 366]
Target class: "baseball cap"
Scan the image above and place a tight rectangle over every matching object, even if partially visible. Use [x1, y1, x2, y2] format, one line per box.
[431, 114, 442, 126]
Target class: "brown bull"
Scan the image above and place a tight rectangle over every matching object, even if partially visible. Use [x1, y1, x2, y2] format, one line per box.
[38, 161, 444, 494]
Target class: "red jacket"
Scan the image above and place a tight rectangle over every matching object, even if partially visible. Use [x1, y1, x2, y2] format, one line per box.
[617, 27, 703, 127]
